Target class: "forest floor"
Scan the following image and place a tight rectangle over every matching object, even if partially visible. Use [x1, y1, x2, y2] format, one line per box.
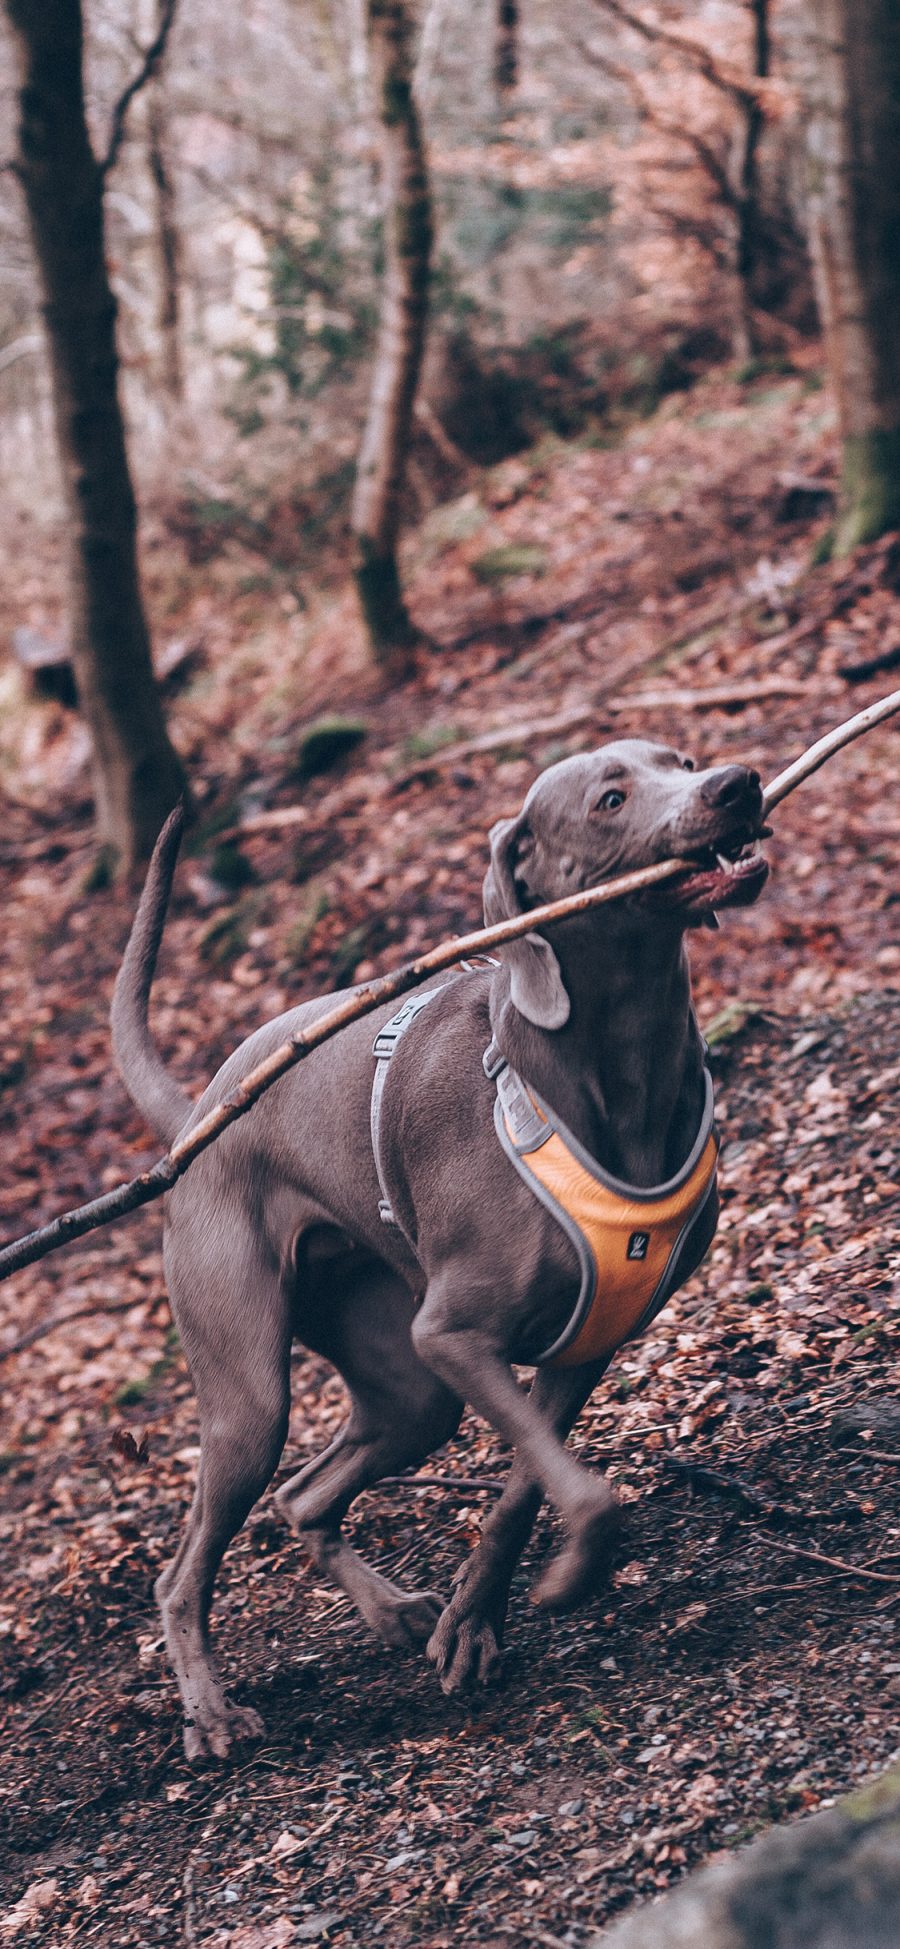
[1, 356, 899, 1948]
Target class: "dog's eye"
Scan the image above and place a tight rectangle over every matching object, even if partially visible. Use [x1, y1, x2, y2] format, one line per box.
[682, 758, 695, 772]
[597, 789, 626, 811]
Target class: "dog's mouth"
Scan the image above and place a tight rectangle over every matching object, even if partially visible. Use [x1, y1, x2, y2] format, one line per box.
[665, 826, 769, 915]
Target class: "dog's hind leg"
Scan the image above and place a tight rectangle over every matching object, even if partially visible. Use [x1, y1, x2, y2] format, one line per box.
[157, 1228, 292, 1761]
[277, 1256, 462, 1648]
[427, 1360, 608, 1694]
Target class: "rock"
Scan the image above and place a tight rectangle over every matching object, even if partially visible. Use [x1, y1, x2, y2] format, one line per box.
[590, 1764, 900, 1949]
[294, 717, 368, 781]
[829, 1396, 900, 1447]
[775, 473, 834, 523]
[11, 627, 77, 707]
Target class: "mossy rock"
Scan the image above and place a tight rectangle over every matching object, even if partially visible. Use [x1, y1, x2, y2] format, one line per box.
[208, 842, 256, 891]
[294, 716, 368, 781]
[471, 544, 547, 584]
[199, 910, 247, 967]
[284, 884, 330, 967]
[400, 724, 463, 763]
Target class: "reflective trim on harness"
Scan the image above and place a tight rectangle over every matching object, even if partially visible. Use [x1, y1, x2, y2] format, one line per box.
[370, 986, 448, 1227]
[370, 967, 500, 1230]
[492, 1059, 718, 1369]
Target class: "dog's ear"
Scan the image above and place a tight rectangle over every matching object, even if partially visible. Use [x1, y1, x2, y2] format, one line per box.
[483, 815, 570, 1030]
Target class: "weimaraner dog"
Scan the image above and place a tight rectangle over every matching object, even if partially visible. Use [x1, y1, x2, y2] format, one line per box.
[112, 739, 766, 1759]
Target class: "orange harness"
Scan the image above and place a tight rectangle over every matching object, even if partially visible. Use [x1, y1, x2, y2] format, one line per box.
[370, 985, 717, 1373]
[489, 1053, 718, 1368]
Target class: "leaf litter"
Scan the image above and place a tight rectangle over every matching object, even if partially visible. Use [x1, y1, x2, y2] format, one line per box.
[0, 363, 899, 1945]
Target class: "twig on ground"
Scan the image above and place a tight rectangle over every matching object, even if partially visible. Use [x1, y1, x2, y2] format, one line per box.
[660, 1453, 791, 1519]
[376, 1472, 505, 1492]
[391, 679, 808, 787]
[761, 1536, 900, 1584]
[1, 1295, 163, 1362]
[661, 1454, 865, 1526]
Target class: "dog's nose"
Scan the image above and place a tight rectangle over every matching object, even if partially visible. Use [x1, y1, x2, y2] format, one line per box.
[700, 764, 762, 811]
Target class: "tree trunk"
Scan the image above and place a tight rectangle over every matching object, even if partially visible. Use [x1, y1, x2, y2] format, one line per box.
[351, 0, 433, 676]
[494, 0, 519, 99]
[730, 0, 769, 364]
[803, 0, 900, 554]
[147, 87, 184, 405]
[6, 0, 186, 869]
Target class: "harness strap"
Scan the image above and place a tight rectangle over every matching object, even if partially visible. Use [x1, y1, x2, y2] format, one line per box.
[490, 1050, 718, 1368]
[370, 986, 447, 1226]
[370, 961, 500, 1230]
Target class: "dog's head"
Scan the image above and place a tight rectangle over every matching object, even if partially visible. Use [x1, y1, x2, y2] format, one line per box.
[483, 738, 767, 1028]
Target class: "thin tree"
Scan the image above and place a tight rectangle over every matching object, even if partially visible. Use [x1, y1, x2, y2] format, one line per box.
[5, 0, 186, 870]
[146, 86, 184, 405]
[494, 0, 519, 99]
[589, 0, 771, 363]
[803, 0, 900, 552]
[351, 0, 433, 676]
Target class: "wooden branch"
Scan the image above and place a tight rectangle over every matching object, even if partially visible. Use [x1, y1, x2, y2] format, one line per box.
[590, 0, 757, 107]
[0, 692, 897, 1300]
[762, 1536, 900, 1585]
[581, 42, 737, 211]
[100, 0, 178, 178]
[413, 396, 469, 471]
[392, 679, 808, 786]
[376, 1473, 504, 1492]
[1, 1295, 160, 1362]
[762, 686, 900, 816]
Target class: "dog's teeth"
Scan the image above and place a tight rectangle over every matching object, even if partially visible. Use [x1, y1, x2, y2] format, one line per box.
[715, 852, 731, 872]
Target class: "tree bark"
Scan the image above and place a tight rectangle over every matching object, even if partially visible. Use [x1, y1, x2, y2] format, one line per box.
[351, 0, 433, 676]
[803, 0, 900, 553]
[494, 0, 519, 99]
[730, 0, 769, 363]
[5, 0, 186, 868]
[147, 87, 184, 405]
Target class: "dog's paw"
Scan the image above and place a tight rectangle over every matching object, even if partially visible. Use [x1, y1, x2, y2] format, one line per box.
[183, 1700, 265, 1763]
[530, 1491, 621, 1613]
[367, 1587, 444, 1650]
[426, 1603, 503, 1696]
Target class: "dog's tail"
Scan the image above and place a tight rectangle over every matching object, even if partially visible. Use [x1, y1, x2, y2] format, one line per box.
[111, 802, 193, 1147]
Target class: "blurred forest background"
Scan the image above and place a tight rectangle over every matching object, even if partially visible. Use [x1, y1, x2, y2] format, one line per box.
[1, 0, 895, 866]
[1, 7, 900, 1948]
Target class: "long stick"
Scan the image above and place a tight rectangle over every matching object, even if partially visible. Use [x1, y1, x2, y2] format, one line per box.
[761, 686, 900, 815]
[1, 690, 897, 1289]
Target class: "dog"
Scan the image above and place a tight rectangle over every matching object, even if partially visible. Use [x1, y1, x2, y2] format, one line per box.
[112, 739, 766, 1759]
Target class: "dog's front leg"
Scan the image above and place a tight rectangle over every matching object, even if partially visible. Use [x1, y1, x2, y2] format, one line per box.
[413, 1286, 620, 1614]
[427, 1361, 608, 1694]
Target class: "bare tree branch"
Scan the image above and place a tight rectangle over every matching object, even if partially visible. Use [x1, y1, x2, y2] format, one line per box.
[100, 0, 178, 179]
[581, 41, 737, 210]
[590, 0, 757, 107]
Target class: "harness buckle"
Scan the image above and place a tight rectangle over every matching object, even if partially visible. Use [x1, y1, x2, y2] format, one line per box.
[482, 1038, 506, 1079]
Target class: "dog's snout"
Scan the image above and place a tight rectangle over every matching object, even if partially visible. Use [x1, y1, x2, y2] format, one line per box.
[700, 764, 761, 812]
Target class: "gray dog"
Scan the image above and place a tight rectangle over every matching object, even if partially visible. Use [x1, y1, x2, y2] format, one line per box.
[112, 739, 766, 1759]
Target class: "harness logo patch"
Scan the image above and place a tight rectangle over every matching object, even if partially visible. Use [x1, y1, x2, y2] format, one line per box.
[627, 1230, 650, 1261]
